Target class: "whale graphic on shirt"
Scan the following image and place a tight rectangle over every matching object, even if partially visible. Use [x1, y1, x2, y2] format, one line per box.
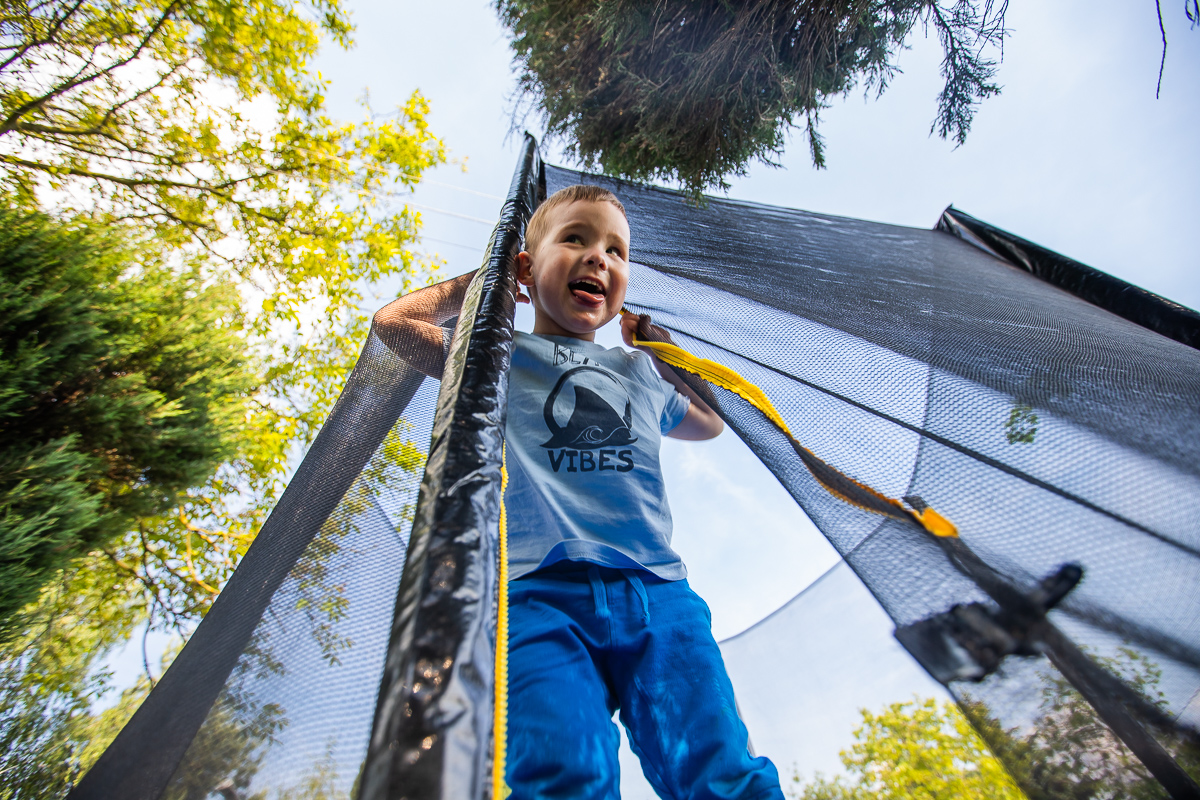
[540, 366, 638, 450]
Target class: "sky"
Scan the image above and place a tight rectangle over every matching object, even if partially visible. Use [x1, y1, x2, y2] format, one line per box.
[308, 0, 1199, 611]
[316, 1, 1198, 308]
[100, 1, 1199, 791]
[299, 2, 1200, 789]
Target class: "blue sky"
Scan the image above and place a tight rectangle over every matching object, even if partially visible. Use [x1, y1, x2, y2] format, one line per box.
[315, 0, 1198, 309]
[307, 0, 1200, 634]
[305, 1, 1198, 787]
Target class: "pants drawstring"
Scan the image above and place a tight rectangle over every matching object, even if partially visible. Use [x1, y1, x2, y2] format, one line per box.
[622, 570, 651, 624]
[587, 566, 651, 626]
[587, 565, 610, 621]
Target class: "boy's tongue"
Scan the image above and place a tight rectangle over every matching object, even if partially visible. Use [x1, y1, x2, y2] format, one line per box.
[571, 284, 604, 306]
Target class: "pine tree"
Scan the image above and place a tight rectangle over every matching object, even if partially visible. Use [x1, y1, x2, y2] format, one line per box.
[498, 1, 1195, 197]
[0, 204, 253, 632]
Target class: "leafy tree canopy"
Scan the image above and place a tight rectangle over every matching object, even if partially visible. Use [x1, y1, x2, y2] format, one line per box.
[0, 423, 427, 799]
[961, 650, 1200, 800]
[792, 697, 1024, 800]
[0, 1, 445, 793]
[0, 0, 443, 323]
[0, 0, 444, 628]
[0, 564, 156, 798]
[498, 1, 1197, 197]
[794, 651, 1199, 800]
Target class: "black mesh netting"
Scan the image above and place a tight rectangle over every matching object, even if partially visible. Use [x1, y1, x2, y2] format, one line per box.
[158, 380, 435, 800]
[553, 162, 1200, 799]
[72, 139, 1199, 800]
[69, 331, 437, 800]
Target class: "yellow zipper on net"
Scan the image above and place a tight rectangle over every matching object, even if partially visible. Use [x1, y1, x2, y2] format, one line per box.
[622, 311, 957, 539]
[492, 444, 512, 799]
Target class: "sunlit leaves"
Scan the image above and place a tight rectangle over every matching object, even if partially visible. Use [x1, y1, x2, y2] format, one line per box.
[0, 1, 445, 334]
[0, 0, 445, 630]
[792, 697, 1025, 800]
[794, 651, 1198, 799]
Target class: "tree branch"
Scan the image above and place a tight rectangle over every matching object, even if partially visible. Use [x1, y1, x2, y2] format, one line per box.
[140, 608, 157, 687]
[1155, 0, 1167, 99]
[0, 151, 261, 195]
[0, 0, 183, 135]
[10, 125, 224, 178]
[0, 0, 89, 75]
[100, 72, 187, 129]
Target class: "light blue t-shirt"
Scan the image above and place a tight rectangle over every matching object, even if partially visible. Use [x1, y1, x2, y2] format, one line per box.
[503, 331, 691, 580]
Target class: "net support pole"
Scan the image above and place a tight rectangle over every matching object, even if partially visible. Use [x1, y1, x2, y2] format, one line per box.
[69, 342, 427, 800]
[1039, 624, 1200, 800]
[934, 536, 1200, 800]
[356, 135, 542, 800]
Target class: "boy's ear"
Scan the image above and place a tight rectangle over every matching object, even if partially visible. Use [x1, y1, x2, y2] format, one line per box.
[515, 251, 535, 287]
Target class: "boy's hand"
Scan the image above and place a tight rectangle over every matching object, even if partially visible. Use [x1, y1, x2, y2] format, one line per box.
[620, 311, 673, 349]
[620, 311, 724, 441]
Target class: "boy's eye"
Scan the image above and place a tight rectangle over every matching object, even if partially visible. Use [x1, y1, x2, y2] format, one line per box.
[565, 234, 583, 244]
[607, 246, 624, 257]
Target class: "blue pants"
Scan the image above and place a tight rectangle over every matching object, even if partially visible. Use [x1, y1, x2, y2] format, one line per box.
[507, 563, 784, 800]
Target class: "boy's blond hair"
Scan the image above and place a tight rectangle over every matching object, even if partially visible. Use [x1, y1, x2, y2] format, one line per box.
[524, 185, 627, 255]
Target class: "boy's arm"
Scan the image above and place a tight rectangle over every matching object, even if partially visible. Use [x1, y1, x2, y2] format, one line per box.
[619, 313, 724, 441]
[373, 270, 478, 380]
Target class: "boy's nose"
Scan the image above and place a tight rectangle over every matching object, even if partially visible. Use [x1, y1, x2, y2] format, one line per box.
[583, 246, 607, 268]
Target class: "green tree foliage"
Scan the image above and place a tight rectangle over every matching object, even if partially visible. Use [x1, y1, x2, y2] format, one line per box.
[0, 0, 441, 304]
[0, 560, 154, 798]
[794, 652, 1199, 800]
[0, 206, 257, 793]
[498, 1, 1197, 197]
[0, 0, 443, 631]
[0, 205, 252, 631]
[0, 1, 444, 795]
[497, 0, 1008, 196]
[791, 697, 1024, 800]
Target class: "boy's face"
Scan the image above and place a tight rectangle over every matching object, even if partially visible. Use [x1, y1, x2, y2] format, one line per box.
[516, 199, 630, 341]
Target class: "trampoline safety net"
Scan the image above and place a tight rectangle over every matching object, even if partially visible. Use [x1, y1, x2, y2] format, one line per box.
[69, 135, 1200, 800]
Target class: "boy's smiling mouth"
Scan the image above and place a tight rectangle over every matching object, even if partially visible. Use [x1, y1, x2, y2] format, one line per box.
[569, 278, 606, 306]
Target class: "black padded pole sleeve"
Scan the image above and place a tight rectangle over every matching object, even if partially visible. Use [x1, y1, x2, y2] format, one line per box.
[937, 206, 1200, 350]
[69, 336, 427, 800]
[356, 134, 543, 800]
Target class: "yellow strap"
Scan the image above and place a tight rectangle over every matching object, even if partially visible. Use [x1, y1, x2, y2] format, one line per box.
[492, 445, 512, 799]
[624, 315, 957, 538]
[491, 320, 956, 792]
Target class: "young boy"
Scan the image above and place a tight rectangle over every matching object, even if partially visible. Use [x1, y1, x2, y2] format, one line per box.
[374, 185, 784, 799]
